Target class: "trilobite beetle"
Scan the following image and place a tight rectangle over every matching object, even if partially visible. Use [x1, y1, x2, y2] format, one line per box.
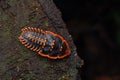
[18, 27, 71, 59]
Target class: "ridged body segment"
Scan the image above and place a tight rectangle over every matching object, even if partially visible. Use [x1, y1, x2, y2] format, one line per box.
[19, 27, 71, 59]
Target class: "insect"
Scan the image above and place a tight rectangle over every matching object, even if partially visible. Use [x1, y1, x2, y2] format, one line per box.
[18, 27, 71, 59]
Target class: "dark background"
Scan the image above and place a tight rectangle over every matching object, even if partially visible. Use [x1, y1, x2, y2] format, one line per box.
[54, 0, 120, 80]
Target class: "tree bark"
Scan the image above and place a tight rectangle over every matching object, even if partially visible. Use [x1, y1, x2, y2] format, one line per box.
[0, 0, 83, 80]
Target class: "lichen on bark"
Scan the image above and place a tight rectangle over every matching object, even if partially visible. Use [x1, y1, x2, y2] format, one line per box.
[0, 0, 82, 80]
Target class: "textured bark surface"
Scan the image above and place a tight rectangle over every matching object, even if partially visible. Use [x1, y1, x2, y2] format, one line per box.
[0, 0, 83, 80]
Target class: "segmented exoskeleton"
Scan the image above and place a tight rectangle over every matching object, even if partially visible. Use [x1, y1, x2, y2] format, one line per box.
[19, 27, 71, 59]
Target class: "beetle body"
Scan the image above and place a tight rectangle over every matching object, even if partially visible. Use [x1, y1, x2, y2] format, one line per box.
[19, 27, 71, 59]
